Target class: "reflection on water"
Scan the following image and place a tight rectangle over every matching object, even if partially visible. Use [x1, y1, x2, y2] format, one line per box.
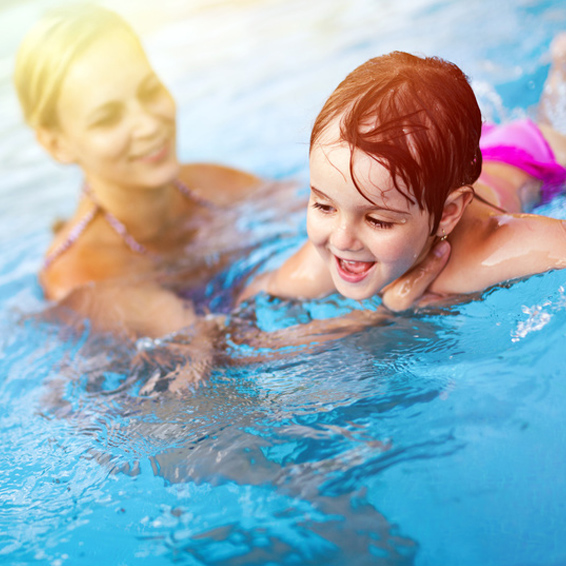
[2, 0, 566, 565]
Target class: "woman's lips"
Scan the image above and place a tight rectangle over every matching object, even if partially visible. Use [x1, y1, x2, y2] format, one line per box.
[335, 256, 376, 282]
[135, 140, 169, 162]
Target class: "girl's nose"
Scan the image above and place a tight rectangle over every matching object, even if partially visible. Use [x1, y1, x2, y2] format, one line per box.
[330, 220, 363, 252]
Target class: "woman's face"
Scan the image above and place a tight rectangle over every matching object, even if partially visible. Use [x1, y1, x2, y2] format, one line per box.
[53, 30, 179, 190]
[307, 129, 436, 301]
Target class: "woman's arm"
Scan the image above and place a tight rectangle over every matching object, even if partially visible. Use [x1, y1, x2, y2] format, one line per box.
[41, 242, 203, 339]
[41, 280, 222, 395]
[54, 279, 200, 339]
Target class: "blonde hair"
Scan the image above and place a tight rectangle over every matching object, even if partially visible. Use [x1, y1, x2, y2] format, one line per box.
[14, 4, 143, 129]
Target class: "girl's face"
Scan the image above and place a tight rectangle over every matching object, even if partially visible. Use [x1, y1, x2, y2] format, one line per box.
[52, 30, 179, 190]
[307, 133, 436, 301]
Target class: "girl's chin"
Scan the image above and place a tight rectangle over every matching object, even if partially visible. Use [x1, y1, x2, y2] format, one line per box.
[333, 280, 380, 302]
[332, 272, 400, 301]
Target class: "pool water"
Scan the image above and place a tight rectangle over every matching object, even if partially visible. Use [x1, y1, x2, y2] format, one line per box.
[2, 0, 566, 565]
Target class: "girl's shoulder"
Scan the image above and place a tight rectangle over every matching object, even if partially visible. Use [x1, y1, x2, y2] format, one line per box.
[432, 210, 566, 295]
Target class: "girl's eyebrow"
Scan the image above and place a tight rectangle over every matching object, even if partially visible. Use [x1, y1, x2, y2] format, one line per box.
[310, 186, 330, 200]
[310, 185, 410, 216]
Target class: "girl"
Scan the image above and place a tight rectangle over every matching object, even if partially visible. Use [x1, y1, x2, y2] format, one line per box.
[240, 48, 566, 307]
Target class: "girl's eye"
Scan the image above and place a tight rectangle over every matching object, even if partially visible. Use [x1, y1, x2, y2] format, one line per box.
[367, 216, 394, 229]
[311, 201, 334, 214]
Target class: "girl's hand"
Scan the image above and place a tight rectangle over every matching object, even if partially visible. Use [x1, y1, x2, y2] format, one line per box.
[381, 240, 451, 312]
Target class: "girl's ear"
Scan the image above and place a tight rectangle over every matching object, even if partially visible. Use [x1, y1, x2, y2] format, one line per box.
[436, 186, 474, 238]
[35, 127, 77, 164]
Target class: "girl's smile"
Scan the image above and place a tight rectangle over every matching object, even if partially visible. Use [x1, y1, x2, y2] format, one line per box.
[335, 256, 376, 283]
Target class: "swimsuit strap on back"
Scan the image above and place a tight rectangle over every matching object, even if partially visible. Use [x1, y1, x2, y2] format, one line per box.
[43, 179, 209, 269]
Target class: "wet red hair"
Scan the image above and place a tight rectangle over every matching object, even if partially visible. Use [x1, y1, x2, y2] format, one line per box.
[310, 51, 483, 234]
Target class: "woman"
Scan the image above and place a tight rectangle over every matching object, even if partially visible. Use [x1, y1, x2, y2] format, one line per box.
[14, 4, 271, 339]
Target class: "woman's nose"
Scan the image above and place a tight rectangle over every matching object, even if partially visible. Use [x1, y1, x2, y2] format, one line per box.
[130, 102, 160, 137]
[330, 219, 363, 252]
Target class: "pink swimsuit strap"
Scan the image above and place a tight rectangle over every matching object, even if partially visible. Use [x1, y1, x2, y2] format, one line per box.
[44, 205, 98, 269]
[43, 179, 210, 269]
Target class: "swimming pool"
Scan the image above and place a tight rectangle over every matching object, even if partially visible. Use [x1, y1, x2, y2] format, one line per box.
[2, 0, 566, 564]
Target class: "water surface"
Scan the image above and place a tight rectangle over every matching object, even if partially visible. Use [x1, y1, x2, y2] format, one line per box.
[1, 1, 566, 565]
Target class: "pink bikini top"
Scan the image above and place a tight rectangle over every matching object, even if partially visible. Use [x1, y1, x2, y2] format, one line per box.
[44, 179, 211, 269]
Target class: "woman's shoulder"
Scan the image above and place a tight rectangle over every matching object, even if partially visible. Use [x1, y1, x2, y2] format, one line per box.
[179, 162, 263, 205]
[41, 214, 149, 301]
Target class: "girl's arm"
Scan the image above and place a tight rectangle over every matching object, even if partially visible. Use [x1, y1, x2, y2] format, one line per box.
[488, 215, 566, 283]
[239, 241, 335, 302]
[240, 239, 452, 312]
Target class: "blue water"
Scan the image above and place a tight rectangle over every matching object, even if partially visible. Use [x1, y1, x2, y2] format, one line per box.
[2, 0, 566, 565]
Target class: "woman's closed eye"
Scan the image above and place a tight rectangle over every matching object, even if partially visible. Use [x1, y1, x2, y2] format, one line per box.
[89, 105, 122, 128]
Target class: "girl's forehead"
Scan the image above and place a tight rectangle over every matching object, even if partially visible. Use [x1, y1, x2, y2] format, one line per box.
[310, 138, 423, 216]
[311, 138, 402, 196]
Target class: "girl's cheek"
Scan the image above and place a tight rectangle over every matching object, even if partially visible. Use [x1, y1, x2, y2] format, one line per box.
[306, 227, 323, 246]
[306, 214, 322, 240]
[370, 230, 422, 263]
